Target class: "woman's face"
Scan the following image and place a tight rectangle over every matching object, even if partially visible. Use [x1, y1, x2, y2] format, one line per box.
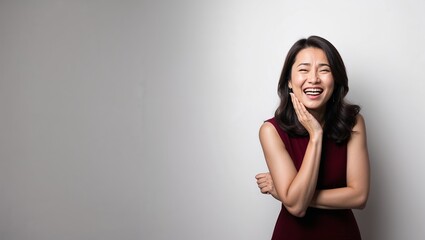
[288, 47, 334, 112]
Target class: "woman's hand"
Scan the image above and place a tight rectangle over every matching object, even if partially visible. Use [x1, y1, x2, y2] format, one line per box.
[290, 93, 323, 139]
[255, 172, 280, 200]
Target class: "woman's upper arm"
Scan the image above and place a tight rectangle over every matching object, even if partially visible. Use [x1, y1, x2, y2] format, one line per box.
[259, 122, 297, 203]
[346, 114, 370, 205]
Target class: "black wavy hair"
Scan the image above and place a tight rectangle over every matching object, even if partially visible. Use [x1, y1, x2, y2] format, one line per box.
[275, 36, 360, 143]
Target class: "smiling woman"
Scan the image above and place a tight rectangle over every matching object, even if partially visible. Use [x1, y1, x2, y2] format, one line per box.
[256, 36, 370, 240]
[289, 48, 334, 114]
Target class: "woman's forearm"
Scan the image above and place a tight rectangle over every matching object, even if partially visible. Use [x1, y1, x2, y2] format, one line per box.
[310, 187, 368, 210]
[282, 136, 323, 216]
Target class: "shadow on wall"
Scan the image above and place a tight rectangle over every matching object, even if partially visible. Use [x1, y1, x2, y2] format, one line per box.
[355, 146, 385, 240]
[352, 79, 391, 240]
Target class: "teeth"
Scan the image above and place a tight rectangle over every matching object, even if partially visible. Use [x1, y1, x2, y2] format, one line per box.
[304, 88, 323, 95]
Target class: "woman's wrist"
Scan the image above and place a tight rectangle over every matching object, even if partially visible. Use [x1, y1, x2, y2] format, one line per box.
[309, 131, 323, 143]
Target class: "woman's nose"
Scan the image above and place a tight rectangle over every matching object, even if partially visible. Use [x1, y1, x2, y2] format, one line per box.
[308, 71, 320, 83]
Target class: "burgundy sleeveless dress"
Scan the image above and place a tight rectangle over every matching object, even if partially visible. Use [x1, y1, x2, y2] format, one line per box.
[267, 118, 361, 240]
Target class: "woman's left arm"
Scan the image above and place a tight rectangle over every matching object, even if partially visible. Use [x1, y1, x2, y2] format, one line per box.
[310, 114, 370, 209]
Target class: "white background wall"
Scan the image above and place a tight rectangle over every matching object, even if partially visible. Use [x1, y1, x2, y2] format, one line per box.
[1, 0, 425, 239]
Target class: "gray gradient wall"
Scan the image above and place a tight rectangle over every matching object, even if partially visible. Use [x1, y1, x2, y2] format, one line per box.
[1, 1, 424, 239]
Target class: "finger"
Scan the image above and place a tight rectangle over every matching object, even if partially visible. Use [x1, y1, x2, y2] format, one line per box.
[258, 182, 269, 188]
[258, 179, 269, 187]
[297, 100, 310, 120]
[257, 178, 266, 184]
[255, 173, 267, 179]
[289, 93, 298, 111]
[259, 179, 273, 188]
[256, 175, 266, 181]
[290, 93, 303, 119]
[290, 93, 311, 124]
[260, 187, 270, 194]
[266, 186, 273, 193]
[292, 94, 309, 117]
[261, 186, 272, 194]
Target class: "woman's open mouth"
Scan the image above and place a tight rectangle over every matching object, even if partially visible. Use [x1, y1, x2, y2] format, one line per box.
[304, 88, 323, 96]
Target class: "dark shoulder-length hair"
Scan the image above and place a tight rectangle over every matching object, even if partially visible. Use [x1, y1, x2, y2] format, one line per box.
[275, 35, 360, 143]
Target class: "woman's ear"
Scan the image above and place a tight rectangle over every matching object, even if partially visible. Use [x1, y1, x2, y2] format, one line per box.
[288, 81, 293, 93]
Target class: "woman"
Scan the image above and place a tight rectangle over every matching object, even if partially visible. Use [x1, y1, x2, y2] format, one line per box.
[256, 36, 370, 239]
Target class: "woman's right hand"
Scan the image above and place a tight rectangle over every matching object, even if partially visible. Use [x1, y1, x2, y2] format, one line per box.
[255, 172, 280, 200]
[289, 93, 323, 138]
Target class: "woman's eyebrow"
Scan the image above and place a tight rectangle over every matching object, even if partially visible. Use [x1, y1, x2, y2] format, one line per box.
[297, 63, 311, 67]
[318, 63, 331, 67]
[297, 63, 330, 67]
